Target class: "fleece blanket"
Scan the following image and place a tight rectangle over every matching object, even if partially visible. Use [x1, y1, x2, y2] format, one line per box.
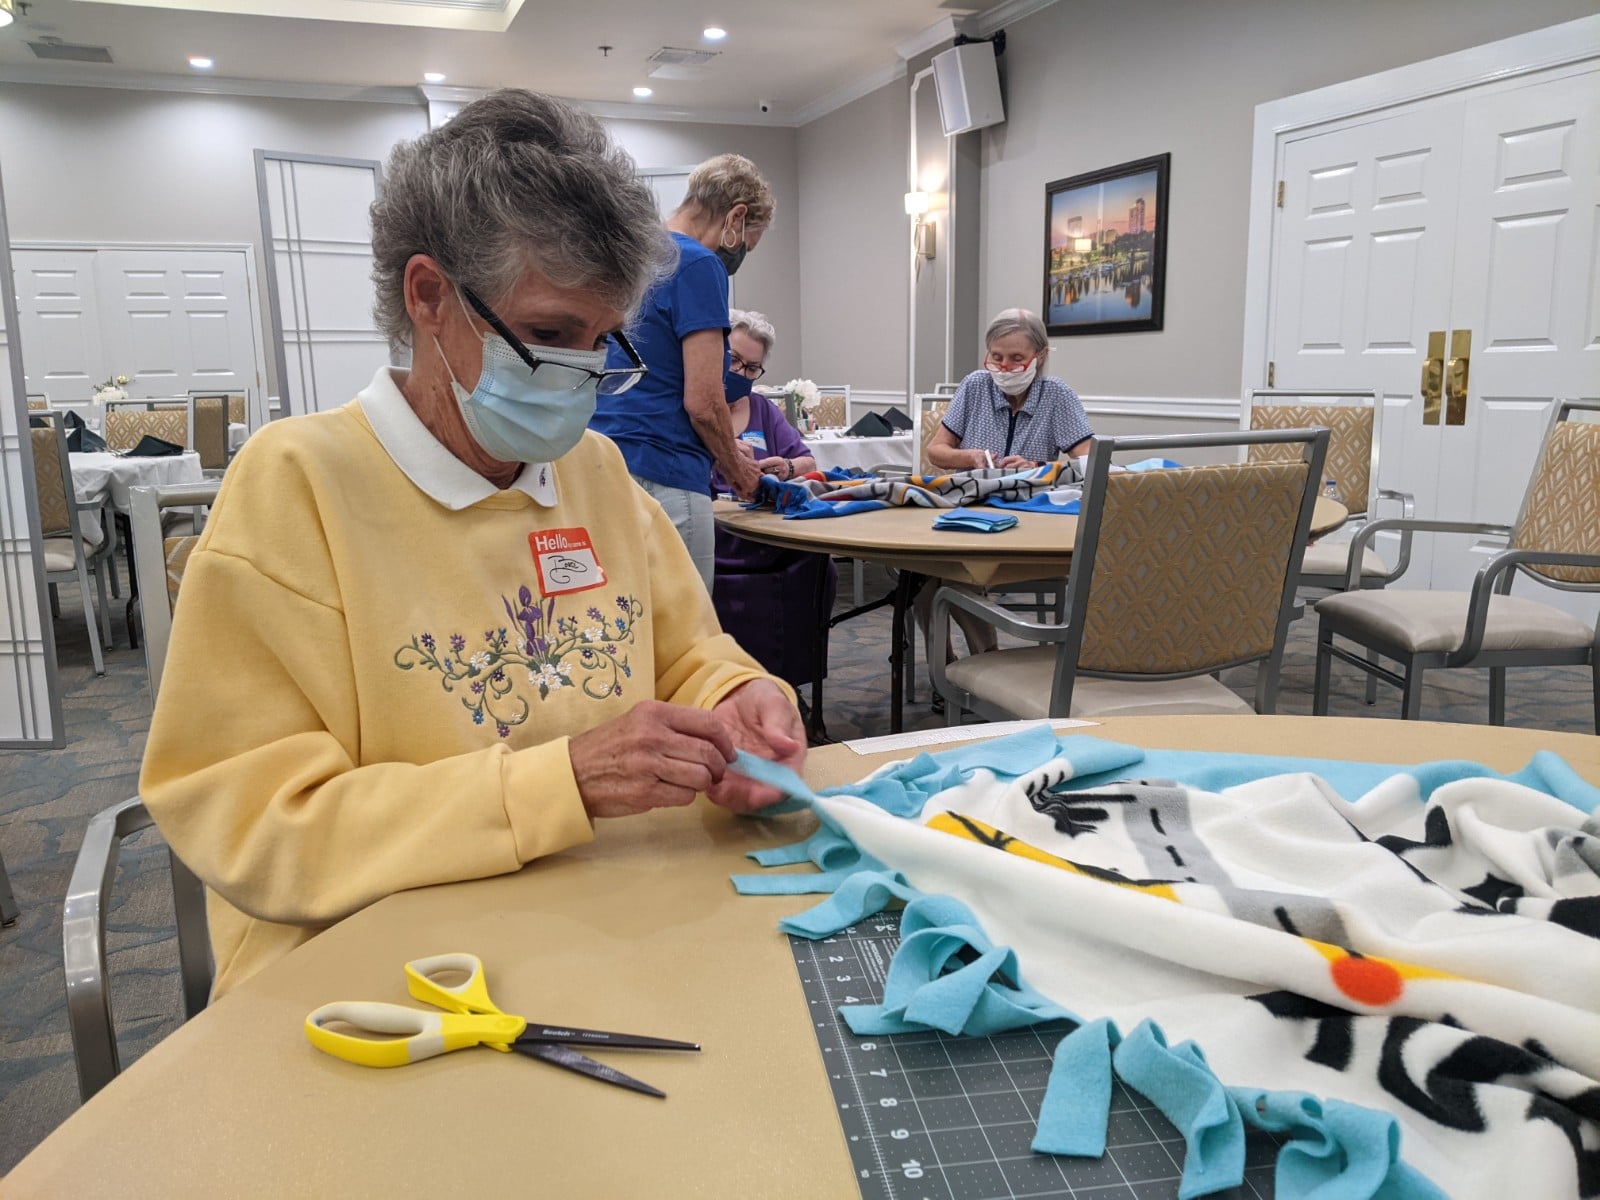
[733, 730, 1600, 1199]
[748, 462, 1080, 519]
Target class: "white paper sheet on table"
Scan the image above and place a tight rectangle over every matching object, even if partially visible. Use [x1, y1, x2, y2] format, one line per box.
[844, 718, 1097, 754]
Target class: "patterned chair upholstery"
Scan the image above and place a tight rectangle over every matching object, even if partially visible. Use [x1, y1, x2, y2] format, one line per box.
[1314, 400, 1600, 728]
[931, 427, 1328, 721]
[26, 395, 49, 411]
[915, 396, 950, 475]
[190, 395, 229, 471]
[105, 407, 191, 452]
[31, 419, 109, 674]
[812, 386, 849, 429]
[1246, 391, 1414, 591]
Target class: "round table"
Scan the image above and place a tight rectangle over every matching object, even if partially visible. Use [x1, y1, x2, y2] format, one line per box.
[8, 716, 1595, 1199]
[806, 430, 915, 475]
[69, 451, 205, 545]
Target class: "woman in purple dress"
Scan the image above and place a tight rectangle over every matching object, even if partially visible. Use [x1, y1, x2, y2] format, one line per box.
[711, 311, 837, 688]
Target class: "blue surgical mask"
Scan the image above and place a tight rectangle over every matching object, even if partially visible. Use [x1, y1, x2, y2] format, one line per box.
[724, 368, 754, 404]
[436, 296, 607, 464]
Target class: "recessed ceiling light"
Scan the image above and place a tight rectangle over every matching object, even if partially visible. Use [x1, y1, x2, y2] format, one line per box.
[188, 56, 214, 70]
[423, 71, 446, 83]
[703, 26, 727, 41]
[632, 86, 653, 98]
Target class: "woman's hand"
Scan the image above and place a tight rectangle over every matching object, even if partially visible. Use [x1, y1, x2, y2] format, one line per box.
[706, 680, 807, 814]
[735, 440, 758, 463]
[568, 700, 735, 818]
[997, 455, 1036, 470]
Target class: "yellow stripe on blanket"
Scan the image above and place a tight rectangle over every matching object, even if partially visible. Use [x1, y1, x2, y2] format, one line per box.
[929, 812, 1179, 901]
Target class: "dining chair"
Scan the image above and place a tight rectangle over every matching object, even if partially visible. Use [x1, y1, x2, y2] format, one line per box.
[1246, 388, 1416, 592]
[813, 385, 849, 429]
[931, 427, 1329, 721]
[189, 394, 230, 473]
[913, 394, 951, 475]
[25, 393, 49, 411]
[933, 382, 960, 396]
[64, 480, 220, 1102]
[104, 404, 193, 453]
[1313, 399, 1600, 728]
[31, 416, 109, 674]
[190, 389, 248, 463]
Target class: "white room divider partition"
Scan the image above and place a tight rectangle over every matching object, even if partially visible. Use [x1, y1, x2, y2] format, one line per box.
[0, 160, 63, 747]
[254, 151, 387, 419]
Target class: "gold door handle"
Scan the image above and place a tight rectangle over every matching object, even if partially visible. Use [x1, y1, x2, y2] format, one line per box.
[1445, 329, 1471, 426]
[1421, 330, 1445, 425]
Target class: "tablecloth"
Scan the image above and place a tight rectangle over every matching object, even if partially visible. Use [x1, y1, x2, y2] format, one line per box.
[807, 430, 914, 475]
[70, 451, 204, 544]
[229, 423, 250, 452]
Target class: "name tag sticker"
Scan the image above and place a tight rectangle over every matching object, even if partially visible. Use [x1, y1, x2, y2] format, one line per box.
[530, 527, 607, 597]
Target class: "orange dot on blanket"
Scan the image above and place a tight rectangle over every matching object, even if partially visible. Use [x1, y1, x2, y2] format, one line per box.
[1331, 954, 1403, 1006]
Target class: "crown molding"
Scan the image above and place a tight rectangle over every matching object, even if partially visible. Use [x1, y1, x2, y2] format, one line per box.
[423, 83, 798, 128]
[972, 0, 1064, 37]
[894, 15, 969, 62]
[0, 62, 421, 106]
[792, 59, 908, 127]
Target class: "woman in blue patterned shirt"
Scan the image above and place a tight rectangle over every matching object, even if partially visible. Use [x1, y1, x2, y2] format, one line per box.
[927, 308, 1092, 471]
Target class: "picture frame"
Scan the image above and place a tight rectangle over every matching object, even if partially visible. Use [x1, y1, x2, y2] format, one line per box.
[1043, 152, 1170, 336]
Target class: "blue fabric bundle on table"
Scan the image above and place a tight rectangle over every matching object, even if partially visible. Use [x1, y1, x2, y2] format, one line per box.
[932, 509, 1018, 533]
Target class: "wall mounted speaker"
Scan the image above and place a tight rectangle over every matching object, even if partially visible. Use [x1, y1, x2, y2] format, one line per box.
[931, 42, 1005, 136]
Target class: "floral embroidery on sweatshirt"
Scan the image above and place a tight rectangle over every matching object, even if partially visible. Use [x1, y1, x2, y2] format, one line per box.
[394, 587, 641, 737]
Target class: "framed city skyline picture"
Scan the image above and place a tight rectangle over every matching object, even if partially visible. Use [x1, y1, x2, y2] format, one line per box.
[1043, 153, 1170, 336]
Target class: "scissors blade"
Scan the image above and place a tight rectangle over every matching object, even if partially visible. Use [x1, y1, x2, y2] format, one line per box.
[518, 1023, 700, 1052]
[513, 1041, 667, 1099]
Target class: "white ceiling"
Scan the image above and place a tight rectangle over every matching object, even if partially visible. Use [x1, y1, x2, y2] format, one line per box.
[1, 0, 1037, 123]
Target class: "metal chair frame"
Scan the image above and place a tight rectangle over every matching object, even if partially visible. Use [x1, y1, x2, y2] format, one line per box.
[1313, 399, 1600, 729]
[32, 414, 109, 674]
[932, 427, 1329, 722]
[63, 479, 221, 1102]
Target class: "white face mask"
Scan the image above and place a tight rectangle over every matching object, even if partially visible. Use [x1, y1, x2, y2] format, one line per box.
[986, 357, 1038, 397]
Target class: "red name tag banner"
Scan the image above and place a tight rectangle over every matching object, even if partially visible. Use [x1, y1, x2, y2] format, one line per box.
[529, 527, 607, 597]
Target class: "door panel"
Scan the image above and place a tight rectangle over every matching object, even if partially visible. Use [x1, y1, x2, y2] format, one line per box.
[1439, 69, 1600, 619]
[1271, 107, 1463, 582]
[97, 249, 261, 405]
[13, 249, 102, 414]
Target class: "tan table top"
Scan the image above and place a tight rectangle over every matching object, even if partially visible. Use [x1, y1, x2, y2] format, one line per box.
[716, 496, 1347, 588]
[14, 716, 1593, 1199]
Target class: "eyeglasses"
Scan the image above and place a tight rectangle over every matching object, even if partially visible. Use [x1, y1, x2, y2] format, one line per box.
[460, 286, 647, 396]
[728, 353, 766, 381]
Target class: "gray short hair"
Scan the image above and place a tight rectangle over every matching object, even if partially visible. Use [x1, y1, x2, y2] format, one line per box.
[679, 153, 775, 230]
[729, 308, 776, 355]
[370, 89, 674, 347]
[984, 308, 1050, 357]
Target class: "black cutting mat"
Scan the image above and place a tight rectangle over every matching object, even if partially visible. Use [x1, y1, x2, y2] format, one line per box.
[791, 910, 1280, 1199]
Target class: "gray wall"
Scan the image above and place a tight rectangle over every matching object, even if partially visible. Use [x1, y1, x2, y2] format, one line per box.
[0, 85, 805, 398]
[976, 0, 1599, 398]
[794, 79, 908, 392]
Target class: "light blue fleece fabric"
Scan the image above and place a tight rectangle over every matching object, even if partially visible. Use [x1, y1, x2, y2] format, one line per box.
[1033, 1019, 1447, 1200]
[837, 895, 1076, 1037]
[931, 509, 1019, 532]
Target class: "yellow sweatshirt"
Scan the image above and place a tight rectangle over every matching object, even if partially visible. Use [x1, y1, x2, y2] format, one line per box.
[140, 368, 778, 997]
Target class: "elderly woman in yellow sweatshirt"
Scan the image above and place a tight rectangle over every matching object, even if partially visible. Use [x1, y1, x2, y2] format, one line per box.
[140, 90, 806, 998]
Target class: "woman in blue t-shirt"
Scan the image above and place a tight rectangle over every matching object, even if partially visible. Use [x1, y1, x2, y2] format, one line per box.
[590, 153, 774, 589]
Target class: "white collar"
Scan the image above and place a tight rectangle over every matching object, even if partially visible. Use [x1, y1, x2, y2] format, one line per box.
[357, 366, 557, 510]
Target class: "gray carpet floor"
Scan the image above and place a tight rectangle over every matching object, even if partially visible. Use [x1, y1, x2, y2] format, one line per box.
[1, 560, 1593, 1172]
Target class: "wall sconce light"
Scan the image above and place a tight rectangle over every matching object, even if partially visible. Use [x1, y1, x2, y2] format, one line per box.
[904, 191, 936, 261]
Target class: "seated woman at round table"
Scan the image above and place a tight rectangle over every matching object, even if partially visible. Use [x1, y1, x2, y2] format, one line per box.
[918, 307, 1094, 682]
[139, 89, 805, 999]
[926, 307, 1093, 472]
[711, 310, 836, 689]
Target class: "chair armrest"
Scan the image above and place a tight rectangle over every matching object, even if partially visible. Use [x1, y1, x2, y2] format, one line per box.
[1345, 518, 1513, 591]
[1452, 548, 1600, 663]
[933, 584, 1074, 643]
[63, 797, 152, 1102]
[1375, 488, 1415, 518]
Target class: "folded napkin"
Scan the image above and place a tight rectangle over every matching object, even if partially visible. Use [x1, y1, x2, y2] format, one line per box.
[66, 424, 110, 454]
[933, 509, 1018, 533]
[844, 411, 895, 438]
[882, 407, 914, 431]
[123, 434, 186, 458]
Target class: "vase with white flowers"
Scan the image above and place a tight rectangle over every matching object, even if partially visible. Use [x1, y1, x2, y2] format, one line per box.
[90, 374, 132, 432]
[782, 378, 821, 432]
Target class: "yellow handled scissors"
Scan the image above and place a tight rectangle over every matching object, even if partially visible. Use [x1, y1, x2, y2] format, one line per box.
[304, 953, 698, 1098]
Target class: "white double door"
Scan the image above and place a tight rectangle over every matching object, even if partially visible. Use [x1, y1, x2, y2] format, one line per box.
[1269, 64, 1600, 613]
[13, 245, 261, 421]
